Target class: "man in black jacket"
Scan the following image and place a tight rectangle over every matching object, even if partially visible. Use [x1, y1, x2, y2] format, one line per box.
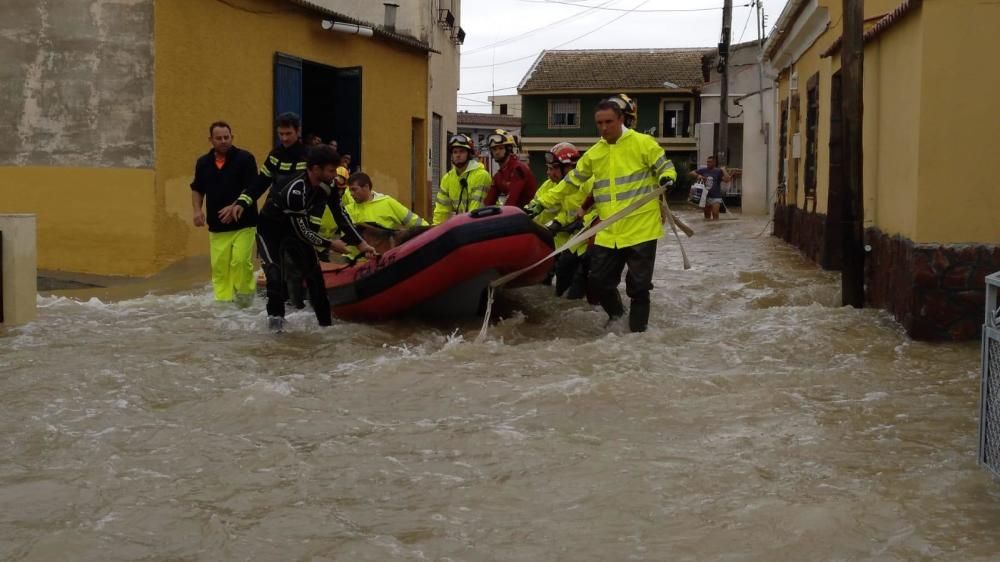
[220, 145, 375, 331]
[190, 121, 258, 306]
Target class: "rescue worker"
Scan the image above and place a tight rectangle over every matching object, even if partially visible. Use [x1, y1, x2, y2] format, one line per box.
[527, 94, 677, 332]
[221, 145, 376, 331]
[190, 121, 258, 307]
[541, 142, 598, 299]
[217, 112, 311, 307]
[432, 134, 492, 225]
[345, 172, 427, 230]
[482, 128, 537, 208]
[341, 172, 427, 259]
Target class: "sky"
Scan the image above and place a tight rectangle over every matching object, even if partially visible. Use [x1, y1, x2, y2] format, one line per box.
[457, 0, 790, 112]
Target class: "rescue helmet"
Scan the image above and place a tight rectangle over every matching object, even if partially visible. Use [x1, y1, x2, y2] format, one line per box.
[487, 128, 516, 148]
[334, 166, 350, 187]
[545, 142, 581, 166]
[604, 93, 637, 127]
[448, 133, 475, 153]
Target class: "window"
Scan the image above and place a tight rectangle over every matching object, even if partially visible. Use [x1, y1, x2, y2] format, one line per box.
[661, 100, 692, 138]
[804, 73, 819, 196]
[548, 99, 580, 128]
[499, 103, 508, 115]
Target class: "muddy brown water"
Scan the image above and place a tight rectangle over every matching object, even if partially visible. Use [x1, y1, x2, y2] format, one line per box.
[2, 212, 996, 561]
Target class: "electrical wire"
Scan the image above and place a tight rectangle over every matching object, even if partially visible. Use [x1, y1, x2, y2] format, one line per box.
[462, 0, 653, 70]
[517, 0, 744, 12]
[737, 3, 755, 43]
[462, 0, 619, 55]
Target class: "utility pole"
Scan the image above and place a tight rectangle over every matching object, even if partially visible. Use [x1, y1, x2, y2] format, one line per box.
[718, 0, 733, 166]
[841, 0, 865, 307]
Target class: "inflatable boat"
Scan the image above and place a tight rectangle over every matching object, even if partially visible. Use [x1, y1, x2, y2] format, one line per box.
[265, 206, 554, 321]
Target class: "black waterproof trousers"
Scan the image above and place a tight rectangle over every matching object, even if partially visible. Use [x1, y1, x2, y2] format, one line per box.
[256, 218, 332, 326]
[587, 239, 657, 332]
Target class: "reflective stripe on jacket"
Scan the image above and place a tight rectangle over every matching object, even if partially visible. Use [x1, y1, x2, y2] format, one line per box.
[432, 160, 492, 225]
[538, 128, 677, 249]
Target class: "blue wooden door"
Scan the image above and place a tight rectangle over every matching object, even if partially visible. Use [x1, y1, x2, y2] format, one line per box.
[273, 53, 303, 143]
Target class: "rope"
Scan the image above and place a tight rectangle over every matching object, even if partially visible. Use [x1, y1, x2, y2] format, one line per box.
[475, 186, 665, 343]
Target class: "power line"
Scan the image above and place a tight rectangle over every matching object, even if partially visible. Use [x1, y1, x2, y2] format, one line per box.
[517, 0, 741, 12]
[462, 0, 619, 55]
[736, 3, 754, 43]
[462, 0, 653, 70]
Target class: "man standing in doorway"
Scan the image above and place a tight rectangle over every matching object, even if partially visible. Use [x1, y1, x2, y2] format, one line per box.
[483, 128, 537, 208]
[690, 155, 731, 221]
[190, 121, 258, 306]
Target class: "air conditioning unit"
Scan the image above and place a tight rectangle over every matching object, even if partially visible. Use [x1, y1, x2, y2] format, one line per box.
[789, 71, 799, 92]
[437, 9, 455, 30]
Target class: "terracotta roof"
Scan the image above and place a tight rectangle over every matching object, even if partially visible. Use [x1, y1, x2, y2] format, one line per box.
[517, 48, 713, 93]
[286, 0, 437, 53]
[821, 0, 922, 58]
[457, 113, 522, 127]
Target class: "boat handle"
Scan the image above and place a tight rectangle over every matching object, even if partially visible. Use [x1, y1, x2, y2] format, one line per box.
[470, 206, 502, 218]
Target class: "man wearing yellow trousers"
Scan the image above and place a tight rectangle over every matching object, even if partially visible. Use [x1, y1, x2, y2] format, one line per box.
[191, 121, 259, 306]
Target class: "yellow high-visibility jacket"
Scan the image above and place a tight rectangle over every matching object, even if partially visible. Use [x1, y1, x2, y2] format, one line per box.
[530, 179, 558, 226]
[432, 160, 492, 225]
[345, 192, 427, 230]
[317, 190, 354, 240]
[537, 128, 676, 249]
[555, 180, 599, 256]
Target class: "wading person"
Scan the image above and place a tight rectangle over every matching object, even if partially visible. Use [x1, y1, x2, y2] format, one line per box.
[689, 155, 731, 221]
[220, 146, 375, 331]
[223, 112, 310, 308]
[190, 121, 259, 306]
[483, 128, 537, 208]
[528, 96, 677, 332]
[432, 134, 492, 225]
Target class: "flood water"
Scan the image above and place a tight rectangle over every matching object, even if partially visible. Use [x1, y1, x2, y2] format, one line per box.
[2, 211, 997, 561]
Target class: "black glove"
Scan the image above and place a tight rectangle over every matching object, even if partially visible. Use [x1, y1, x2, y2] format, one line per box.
[546, 220, 563, 234]
[659, 177, 675, 190]
[562, 217, 584, 233]
[317, 248, 332, 262]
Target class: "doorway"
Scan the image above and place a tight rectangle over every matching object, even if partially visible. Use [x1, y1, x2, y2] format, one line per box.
[273, 53, 362, 168]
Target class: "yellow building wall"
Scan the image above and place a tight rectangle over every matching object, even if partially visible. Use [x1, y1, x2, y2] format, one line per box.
[0, 167, 158, 275]
[777, 0, 913, 217]
[914, 0, 1000, 244]
[153, 0, 429, 268]
[867, 12, 924, 240]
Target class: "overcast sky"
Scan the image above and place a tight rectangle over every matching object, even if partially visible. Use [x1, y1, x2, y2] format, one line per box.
[457, 0, 790, 112]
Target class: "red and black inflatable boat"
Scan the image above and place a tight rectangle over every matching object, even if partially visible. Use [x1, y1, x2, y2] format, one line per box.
[324, 206, 553, 321]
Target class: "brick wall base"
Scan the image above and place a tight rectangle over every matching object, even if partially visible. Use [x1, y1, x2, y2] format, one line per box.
[772, 203, 1000, 341]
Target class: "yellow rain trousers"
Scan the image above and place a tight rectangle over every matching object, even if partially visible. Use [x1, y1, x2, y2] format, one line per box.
[209, 227, 256, 303]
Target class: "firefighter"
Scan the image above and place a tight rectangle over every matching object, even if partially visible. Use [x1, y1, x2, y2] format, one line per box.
[527, 95, 677, 332]
[432, 134, 492, 225]
[483, 128, 537, 208]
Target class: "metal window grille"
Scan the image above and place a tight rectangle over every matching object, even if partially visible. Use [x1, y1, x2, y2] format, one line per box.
[549, 99, 579, 128]
[978, 271, 1000, 477]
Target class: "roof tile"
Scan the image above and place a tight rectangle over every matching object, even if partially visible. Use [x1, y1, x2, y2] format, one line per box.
[518, 48, 713, 92]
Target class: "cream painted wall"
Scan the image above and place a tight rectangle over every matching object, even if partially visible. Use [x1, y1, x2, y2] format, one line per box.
[0, 214, 37, 325]
[914, 0, 1000, 244]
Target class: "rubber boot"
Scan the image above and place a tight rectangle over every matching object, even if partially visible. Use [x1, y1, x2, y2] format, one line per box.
[628, 299, 651, 333]
[267, 316, 285, 333]
[600, 290, 625, 324]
